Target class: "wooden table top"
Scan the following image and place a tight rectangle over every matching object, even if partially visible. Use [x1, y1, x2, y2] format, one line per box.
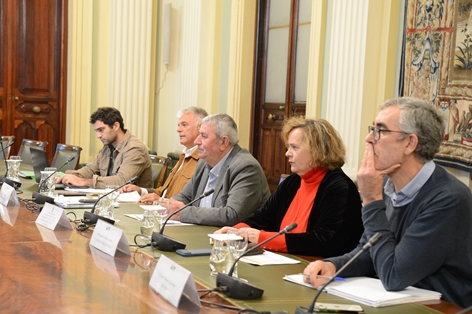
[0, 178, 464, 313]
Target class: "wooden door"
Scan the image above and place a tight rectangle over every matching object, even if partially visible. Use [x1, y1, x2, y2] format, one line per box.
[251, 0, 311, 192]
[0, 0, 68, 162]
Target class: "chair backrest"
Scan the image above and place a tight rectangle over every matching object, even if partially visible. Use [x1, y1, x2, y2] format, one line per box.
[150, 155, 171, 188]
[17, 139, 48, 166]
[0, 136, 15, 160]
[50, 143, 82, 171]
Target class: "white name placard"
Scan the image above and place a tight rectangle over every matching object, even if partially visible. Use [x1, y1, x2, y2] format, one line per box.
[35, 203, 73, 230]
[0, 183, 19, 207]
[89, 219, 131, 257]
[149, 255, 200, 308]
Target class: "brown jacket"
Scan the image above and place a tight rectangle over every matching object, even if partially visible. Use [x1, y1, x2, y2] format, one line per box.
[67, 131, 153, 188]
[153, 149, 199, 197]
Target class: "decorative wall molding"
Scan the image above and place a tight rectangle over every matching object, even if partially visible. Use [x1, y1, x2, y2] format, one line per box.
[109, 0, 153, 145]
[325, 0, 369, 178]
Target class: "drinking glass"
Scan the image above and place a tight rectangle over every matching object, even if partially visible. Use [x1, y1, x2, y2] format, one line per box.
[39, 167, 57, 196]
[209, 239, 233, 276]
[6, 155, 22, 182]
[140, 209, 155, 237]
[106, 185, 120, 203]
[227, 230, 248, 278]
[151, 200, 170, 232]
[97, 194, 114, 220]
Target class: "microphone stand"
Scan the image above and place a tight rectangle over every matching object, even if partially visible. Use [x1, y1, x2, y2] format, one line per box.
[0, 140, 20, 189]
[151, 188, 214, 252]
[215, 222, 298, 300]
[32, 156, 76, 204]
[295, 232, 383, 314]
[83, 176, 138, 225]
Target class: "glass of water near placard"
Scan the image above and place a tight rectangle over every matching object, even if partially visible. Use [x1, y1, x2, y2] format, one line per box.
[39, 167, 57, 196]
[106, 185, 120, 204]
[6, 155, 22, 182]
[140, 209, 155, 237]
[151, 199, 170, 232]
[227, 230, 248, 278]
[209, 239, 234, 276]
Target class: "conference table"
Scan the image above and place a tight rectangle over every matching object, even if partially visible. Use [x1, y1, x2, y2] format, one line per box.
[0, 177, 464, 313]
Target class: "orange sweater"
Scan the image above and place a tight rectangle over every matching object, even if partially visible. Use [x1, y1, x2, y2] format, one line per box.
[234, 167, 327, 252]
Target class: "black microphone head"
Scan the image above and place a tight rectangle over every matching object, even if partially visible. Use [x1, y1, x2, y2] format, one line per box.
[361, 232, 383, 251]
[368, 232, 382, 246]
[282, 222, 297, 233]
[67, 156, 75, 162]
[203, 188, 214, 196]
[129, 176, 138, 183]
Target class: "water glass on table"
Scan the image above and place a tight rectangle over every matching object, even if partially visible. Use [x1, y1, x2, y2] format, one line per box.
[140, 209, 155, 237]
[209, 239, 233, 276]
[106, 185, 120, 203]
[6, 155, 22, 182]
[151, 199, 170, 232]
[227, 229, 248, 278]
[96, 194, 115, 220]
[39, 167, 57, 196]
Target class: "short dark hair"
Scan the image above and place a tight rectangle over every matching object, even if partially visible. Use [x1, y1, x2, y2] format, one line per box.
[90, 107, 126, 132]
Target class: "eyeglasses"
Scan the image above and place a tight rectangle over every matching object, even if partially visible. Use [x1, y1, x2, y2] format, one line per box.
[368, 126, 407, 141]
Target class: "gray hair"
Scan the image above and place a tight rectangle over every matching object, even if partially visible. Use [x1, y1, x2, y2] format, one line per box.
[177, 106, 208, 125]
[380, 97, 444, 162]
[201, 113, 239, 146]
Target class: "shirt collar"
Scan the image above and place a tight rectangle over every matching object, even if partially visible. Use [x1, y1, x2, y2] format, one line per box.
[183, 145, 198, 158]
[114, 130, 130, 152]
[384, 160, 435, 206]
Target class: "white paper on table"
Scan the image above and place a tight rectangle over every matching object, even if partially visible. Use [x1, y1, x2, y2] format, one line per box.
[207, 233, 243, 241]
[283, 274, 315, 289]
[319, 277, 441, 307]
[118, 191, 140, 202]
[139, 204, 167, 210]
[123, 214, 191, 226]
[282, 275, 441, 308]
[240, 250, 300, 266]
[65, 187, 108, 194]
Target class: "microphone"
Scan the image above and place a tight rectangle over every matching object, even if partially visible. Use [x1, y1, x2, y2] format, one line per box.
[32, 156, 76, 204]
[82, 176, 138, 225]
[151, 188, 214, 251]
[215, 222, 298, 300]
[0, 140, 21, 189]
[295, 232, 383, 314]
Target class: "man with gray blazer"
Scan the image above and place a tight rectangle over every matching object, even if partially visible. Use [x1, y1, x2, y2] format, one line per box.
[166, 113, 270, 226]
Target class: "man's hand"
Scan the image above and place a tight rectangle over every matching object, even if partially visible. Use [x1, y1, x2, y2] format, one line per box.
[138, 193, 160, 204]
[121, 184, 142, 195]
[302, 260, 337, 287]
[56, 174, 91, 187]
[357, 143, 400, 204]
[167, 198, 185, 221]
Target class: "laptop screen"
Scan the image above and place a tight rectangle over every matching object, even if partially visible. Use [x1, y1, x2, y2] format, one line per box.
[30, 147, 49, 183]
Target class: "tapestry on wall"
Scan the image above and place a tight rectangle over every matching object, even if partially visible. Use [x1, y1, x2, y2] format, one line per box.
[403, 0, 472, 171]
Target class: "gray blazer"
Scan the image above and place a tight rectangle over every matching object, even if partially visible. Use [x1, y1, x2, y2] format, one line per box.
[172, 145, 270, 226]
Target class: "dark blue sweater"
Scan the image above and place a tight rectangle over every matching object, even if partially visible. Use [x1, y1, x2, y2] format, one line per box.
[327, 165, 472, 307]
